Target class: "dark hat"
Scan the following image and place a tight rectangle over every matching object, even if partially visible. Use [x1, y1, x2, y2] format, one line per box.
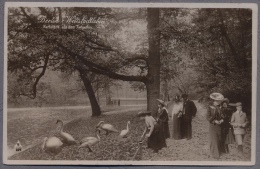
[137, 111, 152, 117]
[229, 102, 242, 107]
[157, 99, 166, 106]
[210, 93, 224, 101]
[181, 94, 188, 98]
[221, 98, 229, 104]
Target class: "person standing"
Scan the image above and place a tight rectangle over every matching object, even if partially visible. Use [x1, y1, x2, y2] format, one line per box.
[230, 102, 248, 155]
[157, 99, 170, 139]
[171, 95, 183, 140]
[220, 98, 235, 154]
[138, 111, 166, 153]
[181, 94, 197, 140]
[206, 93, 225, 158]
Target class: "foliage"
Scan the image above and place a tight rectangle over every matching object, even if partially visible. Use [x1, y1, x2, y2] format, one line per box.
[187, 9, 252, 113]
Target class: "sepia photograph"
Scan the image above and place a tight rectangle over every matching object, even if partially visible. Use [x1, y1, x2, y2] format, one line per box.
[3, 2, 257, 165]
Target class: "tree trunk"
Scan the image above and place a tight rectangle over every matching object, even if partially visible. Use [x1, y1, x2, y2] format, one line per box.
[79, 71, 101, 116]
[163, 80, 169, 101]
[146, 8, 160, 117]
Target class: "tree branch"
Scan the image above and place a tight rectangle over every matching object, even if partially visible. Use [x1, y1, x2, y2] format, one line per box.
[57, 43, 148, 83]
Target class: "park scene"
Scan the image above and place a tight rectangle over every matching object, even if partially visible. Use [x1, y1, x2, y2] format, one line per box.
[6, 5, 253, 163]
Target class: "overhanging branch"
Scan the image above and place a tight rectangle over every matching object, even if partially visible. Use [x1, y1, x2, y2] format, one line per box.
[57, 43, 148, 83]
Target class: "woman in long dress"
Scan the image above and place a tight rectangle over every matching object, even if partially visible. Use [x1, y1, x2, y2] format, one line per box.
[206, 93, 225, 159]
[171, 95, 183, 140]
[138, 111, 166, 153]
[220, 98, 235, 154]
[157, 99, 170, 139]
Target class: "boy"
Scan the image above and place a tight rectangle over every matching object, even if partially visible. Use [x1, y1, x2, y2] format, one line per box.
[230, 102, 248, 155]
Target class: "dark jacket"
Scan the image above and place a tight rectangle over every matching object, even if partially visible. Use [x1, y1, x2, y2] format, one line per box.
[206, 105, 224, 124]
[157, 107, 170, 139]
[183, 99, 197, 120]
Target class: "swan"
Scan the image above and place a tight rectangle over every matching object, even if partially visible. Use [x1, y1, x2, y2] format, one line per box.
[41, 136, 63, 155]
[96, 121, 119, 136]
[56, 119, 77, 145]
[78, 129, 101, 152]
[119, 121, 130, 138]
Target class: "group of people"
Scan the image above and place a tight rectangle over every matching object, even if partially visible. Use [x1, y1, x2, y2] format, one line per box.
[207, 92, 248, 159]
[137, 92, 249, 158]
[137, 94, 197, 153]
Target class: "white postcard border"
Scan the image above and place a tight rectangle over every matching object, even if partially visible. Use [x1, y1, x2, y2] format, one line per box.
[3, 2, 258, 166]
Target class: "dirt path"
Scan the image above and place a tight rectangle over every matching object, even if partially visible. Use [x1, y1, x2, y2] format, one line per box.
[142, 101, 251, 161]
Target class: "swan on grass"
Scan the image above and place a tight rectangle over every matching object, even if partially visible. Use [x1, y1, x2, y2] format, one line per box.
[56, 119, 77, 145]
[96, 121, 119, 136]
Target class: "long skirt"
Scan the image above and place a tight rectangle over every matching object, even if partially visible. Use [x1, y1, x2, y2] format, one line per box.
[225, 128, 236, 144]
[209, 123, 222, 158]
[148, 123, 167, 151]
[172, 114, 182, 140]
[163, 121, 170, 139]
[220, 127, 229, 153]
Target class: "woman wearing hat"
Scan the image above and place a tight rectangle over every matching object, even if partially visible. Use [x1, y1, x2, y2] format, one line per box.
[171, 95, 183, 140]
[138, 111, 166, 153]
[220, 98, 235, 154]
[157, 99, 170, 139]
[230, 102, 248, 155]
[206, 93, 225, 158]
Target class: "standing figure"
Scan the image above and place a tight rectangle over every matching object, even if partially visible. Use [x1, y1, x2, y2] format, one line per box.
[171, 95, 183, 140]
[157, 99, 170, 139]
[14, 140, 22, 152]
[138, 111, 166, 153]
[181, 94, 197, 140]
[220, 98, 235, 154]
[230, 102, 248, 155]
[206, 93, 225, 159]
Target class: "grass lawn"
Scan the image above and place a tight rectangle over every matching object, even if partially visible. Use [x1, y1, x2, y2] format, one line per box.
[7, 105, 141, 157]
[7, 102, 251, 161]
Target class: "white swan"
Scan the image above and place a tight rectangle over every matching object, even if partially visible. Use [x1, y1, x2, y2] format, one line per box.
[119, 121, 130, 138]
[56, 119, 77, 145]
[96, 121, 119, 135]
[41, 136, 63, 155]
[78, 130, 101, 152]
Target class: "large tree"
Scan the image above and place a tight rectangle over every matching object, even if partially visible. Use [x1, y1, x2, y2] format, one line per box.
[8, 7, 165, 116]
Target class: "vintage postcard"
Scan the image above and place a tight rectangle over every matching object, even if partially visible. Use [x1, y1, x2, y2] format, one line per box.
[3, 2, 257, 165]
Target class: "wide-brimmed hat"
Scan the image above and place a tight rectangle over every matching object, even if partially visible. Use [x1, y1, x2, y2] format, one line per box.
[229, 102, 242, 107]
[210, 93, 224, 101]
[157, 99, 166, 106]
[137, 111, 152, 117]
[221, 98, 229, 104]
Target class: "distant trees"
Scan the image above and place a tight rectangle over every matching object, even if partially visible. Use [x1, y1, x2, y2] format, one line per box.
[189, 9, 252, 112]
[7, 7, 253, 116]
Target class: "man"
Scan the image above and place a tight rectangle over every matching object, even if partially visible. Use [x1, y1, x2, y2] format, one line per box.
[230, 102, 248, 155]
[181, 94, 197, 140]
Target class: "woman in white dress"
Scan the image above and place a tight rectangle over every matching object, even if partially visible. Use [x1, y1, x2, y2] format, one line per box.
[171, 95, 183, 140]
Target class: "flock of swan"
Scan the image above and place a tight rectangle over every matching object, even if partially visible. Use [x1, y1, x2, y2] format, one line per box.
[41, 119, 131, 156]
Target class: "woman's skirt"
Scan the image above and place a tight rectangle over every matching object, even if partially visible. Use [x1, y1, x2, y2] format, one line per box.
[148, 123, 167, 151]
[225, 128, 236, 144]
[172, 114, 182, 140]
[209, 124, 222, 158]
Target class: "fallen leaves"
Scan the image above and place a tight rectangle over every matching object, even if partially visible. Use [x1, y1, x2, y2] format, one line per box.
[8, 102, 252, 162]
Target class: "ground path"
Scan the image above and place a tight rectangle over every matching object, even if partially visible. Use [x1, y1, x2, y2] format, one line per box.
[142, 101, 251, 161]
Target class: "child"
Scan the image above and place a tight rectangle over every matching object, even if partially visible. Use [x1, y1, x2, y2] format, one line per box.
[230, 102, 248, 155]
